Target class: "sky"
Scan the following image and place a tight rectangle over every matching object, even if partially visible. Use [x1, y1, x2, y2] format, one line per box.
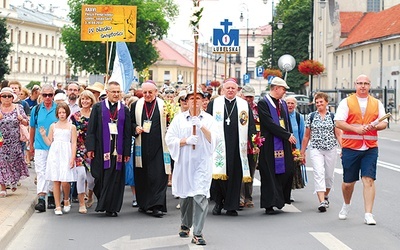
[11, 0, 276, 42]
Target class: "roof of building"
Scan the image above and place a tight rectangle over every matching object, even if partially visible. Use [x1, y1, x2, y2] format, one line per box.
[10, 4, 69, 28]
[339, 12, 364, 37]
[154, 40, 194, 68]
[340, 4, 400, 48]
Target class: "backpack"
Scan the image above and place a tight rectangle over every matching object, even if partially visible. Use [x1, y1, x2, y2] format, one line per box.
[309, 111, 335, 124]
[32, 103, 42, 127]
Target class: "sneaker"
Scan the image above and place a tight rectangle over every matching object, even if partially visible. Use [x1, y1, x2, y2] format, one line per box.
[132, 200, 138, 207]
[63, 200, 71, 213]
[318, 201, 328, 212]
[324, 197, 330, 208]
[47, 196, 56, 209]
[364, 213, 376, 225]
[35, 199, 46, 212]
[179, 225, 190, 238]
[338, 203, 350, 220]
[191, 235, 206, 245]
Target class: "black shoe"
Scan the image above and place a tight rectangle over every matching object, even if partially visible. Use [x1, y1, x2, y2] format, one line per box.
[265, 207, 275, 215]
[151, 209, 163, 218]
[179, 225, 190, 238]
[105, 211, 118, 217]
[47, 196, 55, 209]
[35, 199, 46, 212]
[226, 210, 238, 216]
[138, 207, 146, 213]
[191, 235, 206, 245]
[212, 204, 222, 215]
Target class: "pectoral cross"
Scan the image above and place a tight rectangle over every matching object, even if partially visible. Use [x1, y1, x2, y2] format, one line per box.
[225, 118, 231, 125]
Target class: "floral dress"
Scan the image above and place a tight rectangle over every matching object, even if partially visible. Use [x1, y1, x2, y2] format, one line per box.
[71, 111, 90, 170]
[0, 106, 29, 185]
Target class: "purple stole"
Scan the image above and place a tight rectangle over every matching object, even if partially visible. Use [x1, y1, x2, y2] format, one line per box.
[101, 101, 125, 171]
[264, 96, 289, 174]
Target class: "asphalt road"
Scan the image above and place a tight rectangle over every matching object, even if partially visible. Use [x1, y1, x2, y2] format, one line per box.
[7, 130, 400, 250]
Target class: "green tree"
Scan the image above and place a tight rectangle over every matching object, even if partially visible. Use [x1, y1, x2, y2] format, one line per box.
[62, 0, 178, 74]
[258, 0, 311, 91]
[0, 18, 12, 81]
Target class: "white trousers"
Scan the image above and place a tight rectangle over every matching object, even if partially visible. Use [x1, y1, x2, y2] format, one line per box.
[309, 147, 338, 193]
[35, 150, 51, 194]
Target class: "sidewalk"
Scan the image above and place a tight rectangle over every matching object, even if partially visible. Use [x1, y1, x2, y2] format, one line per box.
[0, 122, 399, 249]
[0, 168, 37, 249]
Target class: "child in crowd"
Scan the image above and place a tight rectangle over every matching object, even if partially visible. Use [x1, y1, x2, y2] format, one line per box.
[40, 103, 77, 215]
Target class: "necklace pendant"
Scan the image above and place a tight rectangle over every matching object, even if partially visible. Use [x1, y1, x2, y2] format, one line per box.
[225, 117, 231, 125]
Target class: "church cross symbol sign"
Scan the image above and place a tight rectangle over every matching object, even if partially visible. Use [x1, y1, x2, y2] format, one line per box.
[212, 19, 240, 54]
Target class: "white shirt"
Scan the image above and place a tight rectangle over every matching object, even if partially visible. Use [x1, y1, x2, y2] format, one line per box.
[165, 110, 217, 198]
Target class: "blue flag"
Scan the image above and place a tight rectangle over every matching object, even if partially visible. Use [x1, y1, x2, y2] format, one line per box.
[109, 42, 134, 94]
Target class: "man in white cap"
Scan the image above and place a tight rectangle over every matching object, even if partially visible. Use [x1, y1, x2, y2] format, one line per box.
[206, 78, 256, 216]
[131, 80, 170, 217]
[258, 77, 297, 214]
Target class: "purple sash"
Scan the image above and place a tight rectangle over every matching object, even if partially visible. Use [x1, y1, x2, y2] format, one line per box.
[264, 96, 289, 174]
[101, 101, 125, 171]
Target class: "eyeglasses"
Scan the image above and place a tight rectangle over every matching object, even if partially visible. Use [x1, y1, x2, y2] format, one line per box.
[42, 93, 54, 98]
[1, 95, 14, 98]
[356, 82, 370, 86]
[164, 90, 175, 94]
[143, 91, 154, 95]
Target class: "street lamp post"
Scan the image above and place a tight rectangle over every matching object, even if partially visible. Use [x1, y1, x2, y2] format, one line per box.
[263, 0, 283, 68]
[240, 6, 249, 82]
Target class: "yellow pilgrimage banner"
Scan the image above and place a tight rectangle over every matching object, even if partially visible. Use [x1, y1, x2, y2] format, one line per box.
[81, 5, 137, 42]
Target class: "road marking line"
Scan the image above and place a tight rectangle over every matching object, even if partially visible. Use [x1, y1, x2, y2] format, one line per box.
[102, 235, 193, 249]
[378, 160, 400, 172]
[310, 232, 352, 250]
[305, 167, 343, 175]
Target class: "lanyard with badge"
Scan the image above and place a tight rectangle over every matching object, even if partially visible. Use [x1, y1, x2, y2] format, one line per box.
[277, 102, 285, 128]
[143, 101, 156, 133]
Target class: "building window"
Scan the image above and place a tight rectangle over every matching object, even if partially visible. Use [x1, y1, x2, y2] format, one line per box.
[369, 49, 372, 64]
[10, 29, 13, 43]
[45, 60, 48, 74]
[361, 50, 364, 65]
[32, 58, 35, 73]
[17, 30, 21, 44]
[348, 54, 350, 67]
[354, 52, 357, 66]
[394, 44, 397, 61]
[367, 0, 380, 12]
[39, 34, 42, 47]
[388, 45, 391, 61]
[45, 35, 48, 47]
[52, 36, 55, 48]
[38, 59, 42, 74]
[17, 57, 21, 72]
[248, 46, 255, 58]
[335, 56, 338, 70]
[25, 57, 28, 72]
[58, 61, 61, 75]
[341, 55, 344, 68]
[51, 60, 54, 75]
[25, 31, 28, 44]
[32, 33, 35, 46]
[249, 69, 254, 79]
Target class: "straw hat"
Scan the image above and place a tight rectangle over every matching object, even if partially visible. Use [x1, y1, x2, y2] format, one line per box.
[87, 82, 104, 93]
[0, 87, 17, 101]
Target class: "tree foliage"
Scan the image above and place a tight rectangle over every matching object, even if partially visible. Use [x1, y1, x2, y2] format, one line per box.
[62, 0, 178, 74]
[0, 18, 12, 81]
[258, 0, 311, 91]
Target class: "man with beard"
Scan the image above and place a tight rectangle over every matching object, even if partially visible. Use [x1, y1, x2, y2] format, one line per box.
[131, 80, 170, 218]
[206, 78, 256, 216]
[86, 81, 131, 217]
[67, 82, 81, 117]
[258, 77, 296, 214]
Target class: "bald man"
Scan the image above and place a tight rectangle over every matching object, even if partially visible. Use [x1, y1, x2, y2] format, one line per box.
[131, 80, 170, 217]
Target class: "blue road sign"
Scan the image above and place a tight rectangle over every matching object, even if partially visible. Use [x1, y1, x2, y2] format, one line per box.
[243, 74, 250, 84]
[256, 66, 264, 78]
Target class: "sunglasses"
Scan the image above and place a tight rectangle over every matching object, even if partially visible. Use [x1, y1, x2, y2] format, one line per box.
[42, 93, 54, 98]
[164, 90, 175, 94]
[1, 95, 14, 99]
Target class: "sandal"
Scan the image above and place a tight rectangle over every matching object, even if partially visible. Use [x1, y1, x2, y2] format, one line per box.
[11, 183, 17, 192]
[86, 198, 94, 208]
[179, 225, 190, 238]
[0, 190, 6, 198]
[54, 207, 63, 215]
[79, 206, 87, 214]
[191, 235, 206, 245]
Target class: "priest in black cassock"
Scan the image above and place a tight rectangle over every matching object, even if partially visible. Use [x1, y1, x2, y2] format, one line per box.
[257, 77, 297, 214]
[131, 80, 170, 218]
[206, 78, 256, 216]
[86, 81, 131, 217]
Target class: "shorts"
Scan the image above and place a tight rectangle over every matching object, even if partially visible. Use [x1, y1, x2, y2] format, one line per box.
[341, 147, 378, 183]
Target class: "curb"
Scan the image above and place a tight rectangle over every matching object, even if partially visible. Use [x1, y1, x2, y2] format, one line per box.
[0, 170, 37, 249]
